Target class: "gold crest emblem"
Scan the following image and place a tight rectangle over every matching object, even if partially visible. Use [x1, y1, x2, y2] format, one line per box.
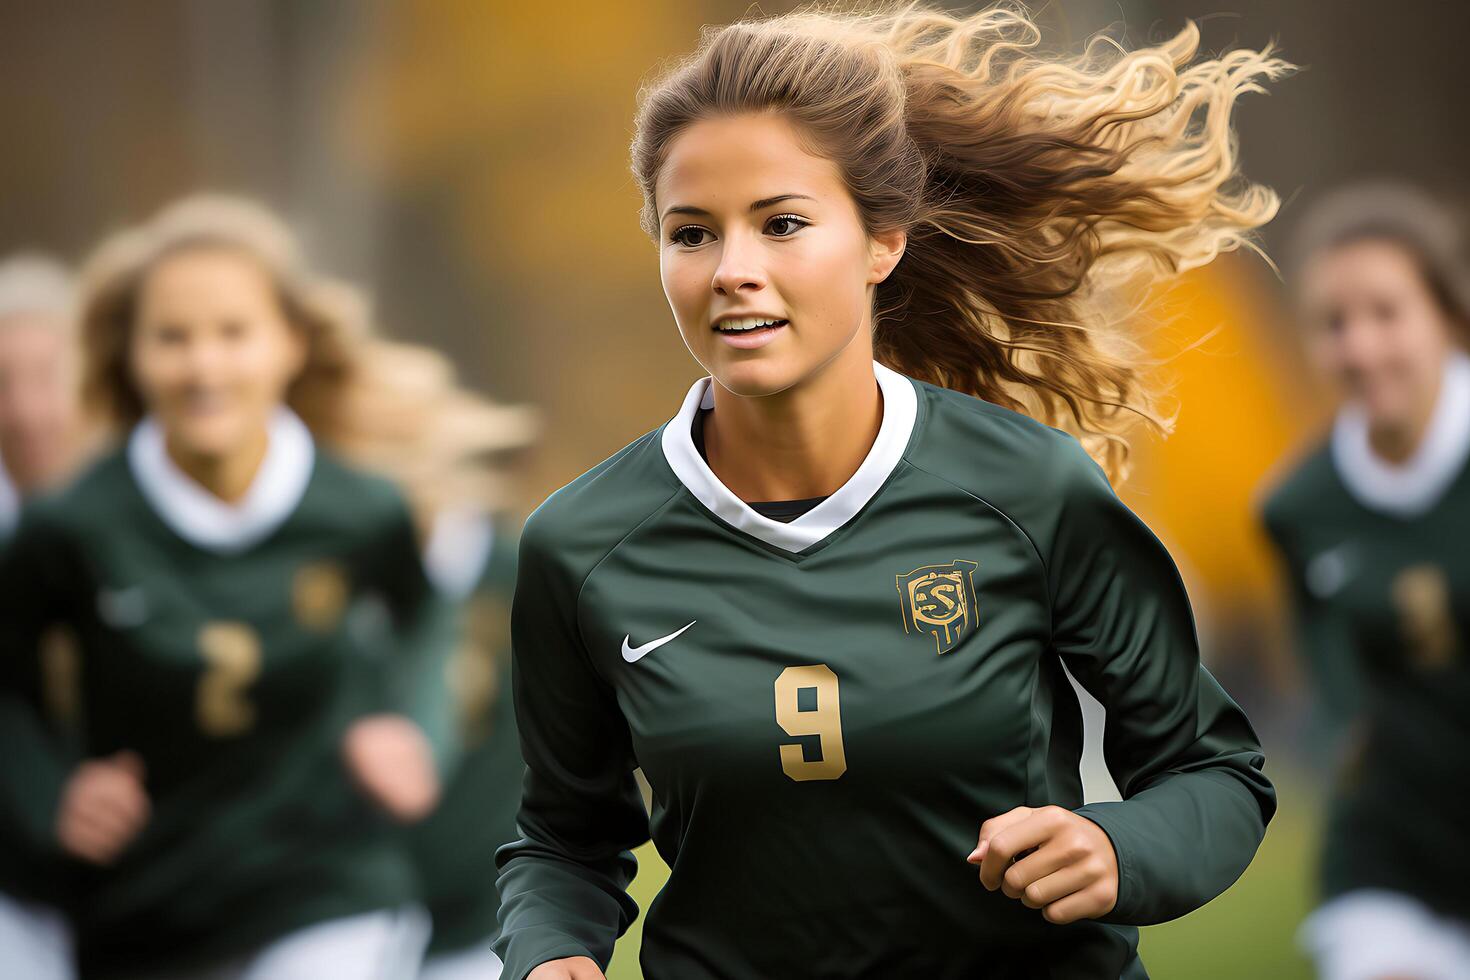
[896, 560, 979, 655]
[293, 561, 349, 632]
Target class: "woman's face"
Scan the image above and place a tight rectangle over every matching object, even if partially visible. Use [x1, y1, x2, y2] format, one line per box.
[1301, 238, 1456, 430]
[0, 314, 75, 493]
[655, 113, 904, 397]
[131, 247, 305, 459]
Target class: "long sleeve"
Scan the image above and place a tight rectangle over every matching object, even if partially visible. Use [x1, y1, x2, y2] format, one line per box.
[0, 512, 83, 889]
[371, 500, 461, 776]
[1048, 452, 1276, 926]
[493, 515, 649, 980]
[1260, 507, 1362, 744]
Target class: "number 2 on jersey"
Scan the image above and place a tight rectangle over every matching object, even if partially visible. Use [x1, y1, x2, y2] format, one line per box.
[774, 664, 847, 781]
[197, 622, 262, 737]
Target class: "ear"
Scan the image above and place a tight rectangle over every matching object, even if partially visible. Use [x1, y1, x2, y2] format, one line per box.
[867, 227, 907, 286]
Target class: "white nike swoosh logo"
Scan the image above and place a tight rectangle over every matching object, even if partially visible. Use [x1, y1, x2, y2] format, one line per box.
[1306, 544, 1357, 599]
[621, 621, 697, 663]
[97, 586, 149, 628]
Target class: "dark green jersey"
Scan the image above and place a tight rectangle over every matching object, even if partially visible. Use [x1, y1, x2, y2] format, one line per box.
[0, 441, 454, 979]
[407, 519, 525, 954]
[1263, 438, 1470, 921]
[0, 510, 83, 909]
[495, 362, 1275, 980]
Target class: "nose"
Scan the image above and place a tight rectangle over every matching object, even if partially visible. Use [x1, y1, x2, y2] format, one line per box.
[1336, 316, 1381, 370]
[711, 232, 767, 296]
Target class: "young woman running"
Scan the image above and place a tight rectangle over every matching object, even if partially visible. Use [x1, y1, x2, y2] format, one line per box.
[1262, 184, 1470, 980]
[0, 196, 474, 979]
[0, 253, 88, 980]
[495, 7, 1285, 979]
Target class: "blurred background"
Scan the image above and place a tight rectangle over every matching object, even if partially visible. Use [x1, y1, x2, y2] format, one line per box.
[4, 1, 1469, 976]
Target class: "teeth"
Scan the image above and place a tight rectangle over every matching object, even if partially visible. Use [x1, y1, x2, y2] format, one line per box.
[716, 317, 784, 332]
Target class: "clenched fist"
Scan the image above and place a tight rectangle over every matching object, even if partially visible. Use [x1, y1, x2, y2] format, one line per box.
[969, 804, 1119, 924]
[56, 751, 150, 865]
[341, 714, 440, 823]
[527, 957, 606, 980]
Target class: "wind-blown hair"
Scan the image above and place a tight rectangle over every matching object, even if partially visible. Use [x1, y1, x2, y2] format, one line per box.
[632, 4, 1290, 479]
[76, 195, 536, 516]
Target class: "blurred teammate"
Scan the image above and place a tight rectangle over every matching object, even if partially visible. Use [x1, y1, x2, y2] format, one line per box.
[1262, 184, 1470, 979]
[409, 501, 526, 980]
[0, 254, 87, 980]
[0, 196, 482, 980]
[395, 370, 535, 980]
[0, 254, 85, 521]
[494, 7, 1284, 979]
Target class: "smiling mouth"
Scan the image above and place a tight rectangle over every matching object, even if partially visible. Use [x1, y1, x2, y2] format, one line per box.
[713, 316, 788, 334]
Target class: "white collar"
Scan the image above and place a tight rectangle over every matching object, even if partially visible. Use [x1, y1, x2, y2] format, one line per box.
[0, 458, 18, 535]
[1331, 351, 1470, 518]
[128, 408, 316, 553]
[423, 506, 496, 600]
[661, 360, 918, 553]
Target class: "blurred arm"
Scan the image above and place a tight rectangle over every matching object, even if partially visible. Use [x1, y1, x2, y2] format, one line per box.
[0, 513, 81, 862]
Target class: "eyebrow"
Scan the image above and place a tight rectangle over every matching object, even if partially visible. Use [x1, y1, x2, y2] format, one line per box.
[662, 194, 816, 220]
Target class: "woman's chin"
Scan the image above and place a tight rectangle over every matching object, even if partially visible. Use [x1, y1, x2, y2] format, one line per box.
[708, 357, 806, 399]
[167, 420, 253, 462]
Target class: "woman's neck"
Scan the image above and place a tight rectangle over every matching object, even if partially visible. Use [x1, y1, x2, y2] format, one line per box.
[1367, 367, 1444, 465]
[165, 425, 271, 504]
[703, 345, 882, 503]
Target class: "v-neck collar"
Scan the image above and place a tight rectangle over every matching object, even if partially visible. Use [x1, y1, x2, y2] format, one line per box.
[1331, 351, 1470, 519]
[128, 408, 316, 554]
[660, 360, 918, 553]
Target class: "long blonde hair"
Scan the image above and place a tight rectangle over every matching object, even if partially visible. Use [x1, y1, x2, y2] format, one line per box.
[76, 195, 536, 517]
[632, 4, 1290, 479]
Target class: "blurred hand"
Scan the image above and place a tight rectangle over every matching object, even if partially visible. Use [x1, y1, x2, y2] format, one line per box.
[527, 957, 606, 980]
[968, 805, 1118, 924]
[341, 714, 440, 823]
[56, 751, 150, 865]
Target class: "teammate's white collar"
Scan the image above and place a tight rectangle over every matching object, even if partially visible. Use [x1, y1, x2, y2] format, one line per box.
[1331, 351, 1470, 518]
[128, 407, 316, 553]
[661, 360, 918, 552]
[0, 457, 18, 535]
[423, 506, 496, 600]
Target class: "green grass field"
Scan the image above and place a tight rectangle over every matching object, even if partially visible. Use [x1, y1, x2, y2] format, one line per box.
[607, 769, 1320, 978]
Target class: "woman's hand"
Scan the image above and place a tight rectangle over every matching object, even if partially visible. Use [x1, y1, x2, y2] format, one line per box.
[527, 957, 606, 979]
[56, 751, 150, 865]
[342, 714, 440, 823]
[968, 805, 1119, 924]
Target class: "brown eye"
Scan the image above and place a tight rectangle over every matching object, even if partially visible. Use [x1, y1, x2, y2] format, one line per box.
[670, 226, 712, 247]
[766, 214, 807, 237]
[150, 323, 189, 346]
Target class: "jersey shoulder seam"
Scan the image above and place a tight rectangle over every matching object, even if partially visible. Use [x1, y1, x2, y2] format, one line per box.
[569, 484, 687, 683]
[900, 456, 1055, 645]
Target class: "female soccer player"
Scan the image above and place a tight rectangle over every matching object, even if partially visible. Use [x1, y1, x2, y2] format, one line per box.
[410, 505, 526, 980]
[0, 196, 465, 980]
[402, 397, 536, 980]
[1262, 184, 1470, 979]
[0, 254, 87, 980]
[495, 7, 1284, 979]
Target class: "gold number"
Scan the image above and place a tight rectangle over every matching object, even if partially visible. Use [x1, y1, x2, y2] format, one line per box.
[197, 623, 261, 736]
[774, 664, 846, 781]
[1393, 564, 1458, 670]
[39, 624, 81, 727]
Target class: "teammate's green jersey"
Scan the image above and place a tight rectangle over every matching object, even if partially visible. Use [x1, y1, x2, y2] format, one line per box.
[0, 509, 84, 910]
[407, 520, 524, 954]
[0, 432, 454, 979]
[495, 362, 1275, 980]
[1263, 436, 1470, 922]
